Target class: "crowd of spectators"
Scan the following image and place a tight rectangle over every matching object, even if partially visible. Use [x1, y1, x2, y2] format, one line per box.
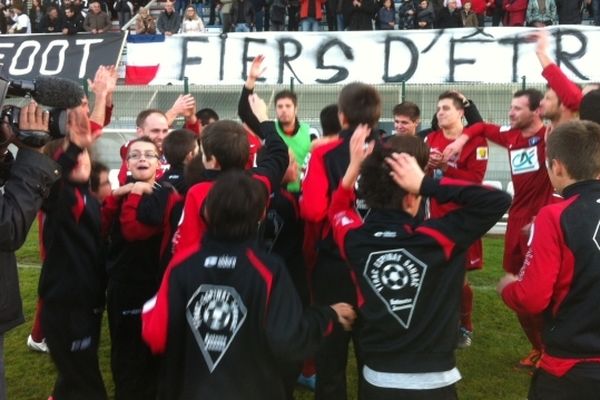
[0, 0, 598, 34]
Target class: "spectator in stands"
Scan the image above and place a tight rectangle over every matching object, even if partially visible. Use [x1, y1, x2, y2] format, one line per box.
[556, 0, 585, 24]
[157, 1, 180, 35]
[502, 0, 527, 26]
[135, 7, 157, 34]
[299, 0, 325, 30]
[8, 1, 32, 33]
[344, 0, 376, 30]
[114, 0, 134, 28]
[180, 5, 206, 32]
[393, 101, 421, 136]
[526, 0, 558, 26]
[62, 4, 84, 33]
[39, 6, 64, 33]
[269, 0, 288, 31]
[251, 0, 267, 30]
[377, 0, 396, 29]
[436, 0, 463, 27]
[288, 0, 300, 30]
[461, 0, 480, 26]
[324, 0, 340, 30]
[231, 0, 255, 31]
[398, 0, 417, 29]
[466, 0, 486, 25]
[489, 0, 504, 25]
[84, 0, 112, 33]
[415, 0, 435, 28]
[28, 0, 44, 33]
[220, 0, 234, 32]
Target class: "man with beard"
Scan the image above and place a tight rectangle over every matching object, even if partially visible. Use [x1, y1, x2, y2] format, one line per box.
[444, 89, 560, 370]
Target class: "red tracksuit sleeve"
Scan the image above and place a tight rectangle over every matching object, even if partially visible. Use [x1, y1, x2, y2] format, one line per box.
[299, 146, 330, 222]
[142, 246, 198, 354]
[120, 193, 162, 241]
[501, 205, 566, 315]
[464, 122, 513, 148]
[328, 184, 363, 260]
[171, 184, 206, 255]
[542, 63, 583, 112]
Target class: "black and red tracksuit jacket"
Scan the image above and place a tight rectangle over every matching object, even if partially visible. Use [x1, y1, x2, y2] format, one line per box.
[146, 236, 337, 400]
[142, 122, 288, 354]
[301, 128, 374, 306]
[502, 180, 600, 377]
[38, 143, 106, 310]
[106, 183, 181, 289]
[329, 177, 510, 373]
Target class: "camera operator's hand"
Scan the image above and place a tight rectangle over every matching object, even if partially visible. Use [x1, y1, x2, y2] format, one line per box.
[20, 101, 50, 132]
[5, 101, 51, 152]
[67, 105, 93, 149]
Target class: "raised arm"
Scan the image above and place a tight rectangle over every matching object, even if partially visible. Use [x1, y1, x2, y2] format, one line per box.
[238, 55, 266, 138]
[533, 29, 583, 111]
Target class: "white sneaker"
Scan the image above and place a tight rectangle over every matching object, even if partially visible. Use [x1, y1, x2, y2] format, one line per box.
[27, 335, 49, 353]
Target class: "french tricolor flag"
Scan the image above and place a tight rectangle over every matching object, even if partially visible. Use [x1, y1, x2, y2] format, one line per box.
[125, 34, 166, 85]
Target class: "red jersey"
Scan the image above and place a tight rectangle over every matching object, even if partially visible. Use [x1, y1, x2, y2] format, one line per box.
[465, 123, 556, 220]
[425, 130, 488, 217]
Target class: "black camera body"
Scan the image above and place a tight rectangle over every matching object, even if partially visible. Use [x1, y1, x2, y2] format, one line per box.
[0, 75, 85, 147]
[0, 105, 69, 148]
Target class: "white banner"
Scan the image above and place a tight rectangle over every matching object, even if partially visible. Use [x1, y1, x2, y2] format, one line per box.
[126, 26, 600, 85]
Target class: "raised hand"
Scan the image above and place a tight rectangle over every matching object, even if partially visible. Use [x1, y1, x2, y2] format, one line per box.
[341, 124, 373, 189]
[385, 152, 425, 194]
[67, 105, 93, 149]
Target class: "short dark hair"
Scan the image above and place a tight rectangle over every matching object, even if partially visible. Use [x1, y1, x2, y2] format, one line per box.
[338, 82, 381, 128]
[196, 108, 219, 127]
[274, 90, 298, 107]
[136, 109, 166, 128]
[201, 120, 249, 171]
[437, 91, 464, 110]
[393, 101, 421, 121]
[127, 136, 159, 154]
[319, 104, 341, 136]
[580, 89, 600, 125]
[358, 135, 429, 209]
[513, 89, 543, 111]
[204, 171, 268, 241]
[90, 161, 109, 193]
[162, 129, 197, 167]
[546, 120, 600, 181]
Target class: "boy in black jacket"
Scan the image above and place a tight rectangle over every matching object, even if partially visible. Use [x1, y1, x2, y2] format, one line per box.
[38, 105, 118, 400]
[499, 121, 600, 400]
[149, 171, 356, 400]
[329, 129, 510, 399]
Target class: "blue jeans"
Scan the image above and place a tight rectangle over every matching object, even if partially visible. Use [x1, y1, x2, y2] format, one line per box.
[300, 17, 320, 31]
[336, 13, 344, 30]
[235, 22, 251, 31]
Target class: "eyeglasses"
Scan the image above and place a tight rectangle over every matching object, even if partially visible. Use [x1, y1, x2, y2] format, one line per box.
[127, 151, 159, 161]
